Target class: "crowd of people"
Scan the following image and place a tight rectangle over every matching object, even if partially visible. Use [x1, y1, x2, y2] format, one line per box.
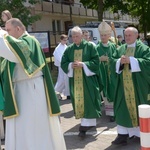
[58, 21, 150, 146]
[0, 9, 150, 150]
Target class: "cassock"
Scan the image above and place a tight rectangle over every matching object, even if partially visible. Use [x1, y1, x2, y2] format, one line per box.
[53, 43, 70, 97]
[0, 31, 66, 150]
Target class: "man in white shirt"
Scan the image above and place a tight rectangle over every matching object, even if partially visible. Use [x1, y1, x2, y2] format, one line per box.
[53, 34, 70, 100]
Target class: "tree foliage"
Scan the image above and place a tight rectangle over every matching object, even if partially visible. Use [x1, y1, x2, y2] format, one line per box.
[0, 0, 41, 27]
[105, 0, 150, 36]
[80, 0, 150, 36]
[80, 0, 131, 21]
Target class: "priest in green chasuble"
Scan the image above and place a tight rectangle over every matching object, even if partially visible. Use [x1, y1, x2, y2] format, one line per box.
[96, 21, 117, 122]
[61, 26, 102, 138]
[0, 18, 66, 150]
[111, 27, 150, 145]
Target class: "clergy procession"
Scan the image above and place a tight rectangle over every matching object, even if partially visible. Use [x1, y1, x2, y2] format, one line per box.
[0, 9, 150, 150]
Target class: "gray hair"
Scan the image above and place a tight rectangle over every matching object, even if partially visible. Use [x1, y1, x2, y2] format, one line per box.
[71, 26, 82, 35]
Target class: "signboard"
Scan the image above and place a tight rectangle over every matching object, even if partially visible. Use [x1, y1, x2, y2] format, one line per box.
[29, 31, 50, 53]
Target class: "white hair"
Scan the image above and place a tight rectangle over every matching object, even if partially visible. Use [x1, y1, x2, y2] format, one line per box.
[71, 26, 82, 35]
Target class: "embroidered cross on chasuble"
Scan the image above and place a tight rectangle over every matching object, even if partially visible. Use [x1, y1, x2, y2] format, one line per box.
[74, 50, 84, 119]
[123, 47, 138, 127]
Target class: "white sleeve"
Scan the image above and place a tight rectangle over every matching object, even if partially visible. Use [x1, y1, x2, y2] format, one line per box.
[67, 63, 73, 77]
[0, 37, 19, 63]
[116, 58, 122, 74]
[116, 57, 141, 74]
[82, 63, 95, 76]
[129, 57, 141, 72]
[67, 62, 95, 77]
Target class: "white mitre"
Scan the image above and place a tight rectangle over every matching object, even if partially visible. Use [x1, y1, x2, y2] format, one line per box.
[98, 21, 112, 35]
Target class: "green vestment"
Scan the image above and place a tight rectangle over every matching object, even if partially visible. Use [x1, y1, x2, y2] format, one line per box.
[0, 81, 4, 111]
[96, 41, 117, 101]
[1, 34, 60, 118]
[111, 40, 150, 127]
[61, 40, 102, 119]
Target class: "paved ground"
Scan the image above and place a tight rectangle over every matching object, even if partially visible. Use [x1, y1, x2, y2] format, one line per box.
[1, 99, 141, 150]
[60, 99, 141, 150]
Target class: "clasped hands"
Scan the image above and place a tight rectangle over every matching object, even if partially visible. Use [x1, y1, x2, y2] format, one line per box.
[120, 55, 130, 64]
[100, 55, 108, 62]
[72, 61, 83, 68]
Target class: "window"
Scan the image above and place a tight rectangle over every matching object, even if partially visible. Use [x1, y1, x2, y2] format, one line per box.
[52, 20, 56, 34]
[57, 20, 61, 34]
[52, 20, 61, 34]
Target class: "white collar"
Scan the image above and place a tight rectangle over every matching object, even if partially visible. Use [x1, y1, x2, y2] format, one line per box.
[127, 42, 136, 48]
[102, 42, 109, 47]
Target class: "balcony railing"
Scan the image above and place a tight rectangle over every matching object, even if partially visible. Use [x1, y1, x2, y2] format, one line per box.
[34, 0, 138, 23]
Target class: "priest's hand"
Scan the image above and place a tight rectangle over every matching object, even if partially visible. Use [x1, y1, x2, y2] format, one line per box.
[120, 55, 130, 64]
[72, 61, 83, 68]
[100, 55, 108, 62]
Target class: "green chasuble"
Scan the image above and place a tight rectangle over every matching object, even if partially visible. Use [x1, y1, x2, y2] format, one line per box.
[0, 58, 4, 111]
[111, 40, 150, 127]
[1, 34, 60, 118]
[61, 40, 102, 119]
[0, 81, 4, 111]
[96, 41, 117, 101]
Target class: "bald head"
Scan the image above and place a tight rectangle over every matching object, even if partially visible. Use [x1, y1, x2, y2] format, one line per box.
[5, 18, 26, 38]
[124, 27, 138, 44]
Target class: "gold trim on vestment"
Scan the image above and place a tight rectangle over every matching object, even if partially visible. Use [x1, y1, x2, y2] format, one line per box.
[147, 94, 150, 101]
[0, 111, 2, 113]
[4, 63, 19, 119]
[123, 47, 138, 127]
[74, 50, 84, 119]
[44, 79, 60, 116]
[5, 38, 45, 78]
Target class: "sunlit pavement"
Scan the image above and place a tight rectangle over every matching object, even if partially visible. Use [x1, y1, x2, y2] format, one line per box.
[1, 99, 140, 150]
[60, 99, 141, 150]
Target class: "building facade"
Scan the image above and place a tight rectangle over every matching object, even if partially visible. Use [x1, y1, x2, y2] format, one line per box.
[25, 0, 138, 48]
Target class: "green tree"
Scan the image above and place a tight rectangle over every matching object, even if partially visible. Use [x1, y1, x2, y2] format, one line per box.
[105, 0, 150, 38]
[81, 0, 150, 37]
[129, 0, 150, 38]
[0, 0, 41, 28]
[80, 0, 128, 21]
